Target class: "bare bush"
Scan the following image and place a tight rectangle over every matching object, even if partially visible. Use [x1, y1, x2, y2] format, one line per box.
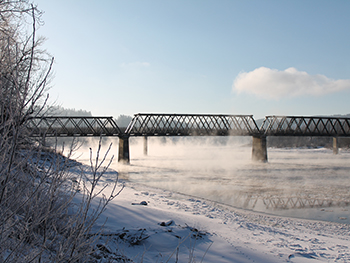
[0, 1, 123, 262]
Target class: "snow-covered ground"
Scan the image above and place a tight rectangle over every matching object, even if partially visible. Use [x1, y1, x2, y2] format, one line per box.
[82, 172, 350, 263]
[71, 138, 350, 262]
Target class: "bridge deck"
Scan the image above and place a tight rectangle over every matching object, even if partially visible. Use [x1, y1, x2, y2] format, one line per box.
[27, 116, 121, 137]
[261, 116, 350, 137]
[125, 113, 260, 137]
[26, 114, 350, 138]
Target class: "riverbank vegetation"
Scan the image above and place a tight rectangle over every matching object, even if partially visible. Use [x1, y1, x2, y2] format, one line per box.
[0, 1, 122, 261]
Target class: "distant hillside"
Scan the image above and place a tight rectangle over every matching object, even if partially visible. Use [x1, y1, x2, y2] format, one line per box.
[115, 114, 133, 128]
[47, 105, 92, 116]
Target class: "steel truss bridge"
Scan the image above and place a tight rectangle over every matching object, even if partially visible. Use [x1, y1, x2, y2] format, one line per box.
[125, 113, 261, 136]
[261, 116, 350, 137]
[26, 114, 350, 163]
[27, 116, 122, 137]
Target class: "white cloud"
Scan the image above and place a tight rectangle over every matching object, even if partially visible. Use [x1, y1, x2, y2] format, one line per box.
[120, 62, 150, 68]
[233, 67, 350, 99]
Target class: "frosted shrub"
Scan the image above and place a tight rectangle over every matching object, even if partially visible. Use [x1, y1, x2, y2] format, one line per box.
[0, 1, 123, 261]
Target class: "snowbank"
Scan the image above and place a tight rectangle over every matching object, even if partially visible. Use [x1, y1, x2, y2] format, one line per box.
[83, 166, 350, 263]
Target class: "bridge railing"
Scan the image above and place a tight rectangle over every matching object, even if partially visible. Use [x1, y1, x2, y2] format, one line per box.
[125, 113, 260, 136]
[260, 116, 350, 137]
[26, 116, 122, 137]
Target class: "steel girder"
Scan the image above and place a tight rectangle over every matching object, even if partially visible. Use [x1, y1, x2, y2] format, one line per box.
[261, 116, 350, 137]
[125, 113, 260, 136]
[26, 115, 350, 138]
[26, 116, 122, 137]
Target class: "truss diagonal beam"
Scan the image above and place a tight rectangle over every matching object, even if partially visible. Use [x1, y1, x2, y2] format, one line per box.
[125, 113, 260, 136]
[26, 115, 350, 139]
[26, 116, 122, 137]
[261, 116, 350, 137]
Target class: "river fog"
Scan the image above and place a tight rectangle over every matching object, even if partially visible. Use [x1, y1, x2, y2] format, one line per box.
[70, 137, 350, 225]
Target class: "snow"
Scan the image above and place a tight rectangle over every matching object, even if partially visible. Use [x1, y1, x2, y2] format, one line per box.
[70, 139, 350, 262]
[75, 169, 350, 263]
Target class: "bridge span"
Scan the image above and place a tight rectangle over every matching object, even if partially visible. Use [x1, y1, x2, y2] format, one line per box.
[27, 114, 350, 163]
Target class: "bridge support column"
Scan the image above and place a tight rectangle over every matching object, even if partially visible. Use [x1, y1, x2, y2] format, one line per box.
[41, 134, 46, 147]
[333, 137, 339, 154]
[143, 136, 148, 156]
[252, 136, 267, 162]
[118, 136, 130, 164]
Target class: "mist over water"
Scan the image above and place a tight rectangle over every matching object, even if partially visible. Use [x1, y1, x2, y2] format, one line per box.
[73, 137, 350, 224]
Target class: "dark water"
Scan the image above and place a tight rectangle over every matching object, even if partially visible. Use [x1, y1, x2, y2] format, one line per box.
[81, 137, 350, 224]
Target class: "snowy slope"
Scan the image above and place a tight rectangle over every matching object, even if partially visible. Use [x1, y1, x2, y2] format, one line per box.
[83, 169, 350, 263]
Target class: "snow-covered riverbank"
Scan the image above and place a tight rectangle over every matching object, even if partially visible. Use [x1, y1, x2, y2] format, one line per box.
[69, 139, 350, 262]
[82, 167, 350, 262]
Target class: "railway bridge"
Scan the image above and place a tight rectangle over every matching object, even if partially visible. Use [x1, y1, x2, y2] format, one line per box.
[26, 114, 350, 163]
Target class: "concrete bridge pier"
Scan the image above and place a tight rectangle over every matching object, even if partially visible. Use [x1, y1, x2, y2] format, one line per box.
[41, 134, 46, 147]
[252, 136, 268, 162]
[143, 136, 148, 155]
[333, 137, 339, 154]
[118, 135, 130, 164]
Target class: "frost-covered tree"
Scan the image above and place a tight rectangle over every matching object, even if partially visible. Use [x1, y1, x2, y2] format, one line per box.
[0, 0, 53, 129]
[0, 1, 122, 262]
[116, 114, 132, 128]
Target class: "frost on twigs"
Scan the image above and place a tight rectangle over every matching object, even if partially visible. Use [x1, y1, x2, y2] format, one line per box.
[1, 137, 124, 262]
[0, 1, 124, 261]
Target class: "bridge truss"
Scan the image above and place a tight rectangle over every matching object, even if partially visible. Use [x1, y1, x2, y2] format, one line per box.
[125, 113, 260, 137]
[261, 116, 350, 137]
[27, 115, 350, 138]
[25, 114, 350, 163]
[26, 116, 122, 137]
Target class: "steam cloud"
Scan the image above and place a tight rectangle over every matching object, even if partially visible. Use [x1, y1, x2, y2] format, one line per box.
[233, 67, 350, 99]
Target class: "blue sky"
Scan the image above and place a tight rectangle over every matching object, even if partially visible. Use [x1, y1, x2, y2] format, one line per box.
[35, 0, 350, 119]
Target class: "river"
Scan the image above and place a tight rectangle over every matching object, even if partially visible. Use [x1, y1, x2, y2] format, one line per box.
[76, 137, 350, 224]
